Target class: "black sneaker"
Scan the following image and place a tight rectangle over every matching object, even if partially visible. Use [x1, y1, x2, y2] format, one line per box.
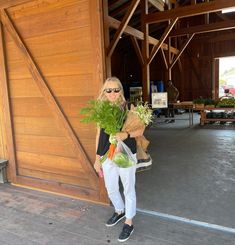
[118, 224, 134, 242]
[106, 212, 125, 227]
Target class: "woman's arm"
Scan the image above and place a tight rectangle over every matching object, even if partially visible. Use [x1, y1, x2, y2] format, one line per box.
[94, 127, 102, 175]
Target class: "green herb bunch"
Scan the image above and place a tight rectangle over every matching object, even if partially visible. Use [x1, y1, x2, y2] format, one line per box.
[80, 100, 127, 135]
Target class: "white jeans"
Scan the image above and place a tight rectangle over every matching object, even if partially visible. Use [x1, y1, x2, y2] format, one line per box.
[102, 156, 137, 220]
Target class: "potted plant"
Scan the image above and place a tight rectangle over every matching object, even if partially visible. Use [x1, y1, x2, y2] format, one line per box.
[193, 97, 205, 109]
[204, 98, 216, 109]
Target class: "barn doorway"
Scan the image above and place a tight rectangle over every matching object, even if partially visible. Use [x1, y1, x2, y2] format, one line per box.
[219, 56, 235, 97]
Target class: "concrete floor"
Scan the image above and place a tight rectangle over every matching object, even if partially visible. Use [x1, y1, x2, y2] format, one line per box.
[0, 184, 234, 245]
[137, 113, 235, 228]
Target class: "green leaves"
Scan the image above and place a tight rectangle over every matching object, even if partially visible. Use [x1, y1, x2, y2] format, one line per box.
[80, 100, 127, 135]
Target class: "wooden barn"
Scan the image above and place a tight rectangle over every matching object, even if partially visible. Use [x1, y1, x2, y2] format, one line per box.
[0, 0, 234, 204]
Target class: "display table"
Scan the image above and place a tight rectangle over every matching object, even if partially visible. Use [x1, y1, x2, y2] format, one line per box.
[199, 107, 235, 125]
[172, 101, 194, 126]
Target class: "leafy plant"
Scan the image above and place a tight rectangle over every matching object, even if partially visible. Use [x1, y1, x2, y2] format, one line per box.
[204, 98, 216, 106]
[216, 98, 235, 108]
[80, 100, 127, 135]
[193, 97, 205, 105]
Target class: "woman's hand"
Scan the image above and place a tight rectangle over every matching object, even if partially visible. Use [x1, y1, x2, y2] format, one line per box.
[94, 159, 103, 177]
[94, 159, 101, 172]
[115, 131, 128, 141]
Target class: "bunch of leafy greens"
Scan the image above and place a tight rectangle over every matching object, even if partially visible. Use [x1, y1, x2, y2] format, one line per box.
[80, 100, 127, 135]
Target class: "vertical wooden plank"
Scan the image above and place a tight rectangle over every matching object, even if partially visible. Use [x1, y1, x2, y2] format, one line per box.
[213, 58, 219, 100]
[89, 0, 108, 203]
[167, 36, 172, 81]
[0, 22, 17, 182]
[141, 0, 150, 102]
[89, 0, 105, 94]
[102, 0, 111, 77]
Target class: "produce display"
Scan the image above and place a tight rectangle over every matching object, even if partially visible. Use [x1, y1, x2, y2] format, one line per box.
[216, 98, 235, 108]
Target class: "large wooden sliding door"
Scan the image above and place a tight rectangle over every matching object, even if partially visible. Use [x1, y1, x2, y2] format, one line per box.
[0, 0, 108, 203]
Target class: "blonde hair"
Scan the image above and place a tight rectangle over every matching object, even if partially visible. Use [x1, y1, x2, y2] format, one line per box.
[97, 77, 126, 105]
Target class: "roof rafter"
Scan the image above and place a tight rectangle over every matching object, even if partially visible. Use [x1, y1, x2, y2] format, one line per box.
[148, 17, 178, 64]
[107, 0, 140, 57]
[169, 19, 235, 37]
[148, 0, 164, 11]
[108, 16, 179, 54]
[145, 0, 235, 24]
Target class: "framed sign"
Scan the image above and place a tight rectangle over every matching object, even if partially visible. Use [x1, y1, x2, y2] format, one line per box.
[151, 92, 168, 108]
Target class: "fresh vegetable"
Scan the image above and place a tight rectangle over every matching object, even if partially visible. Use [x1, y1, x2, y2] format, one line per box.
[113, 152, 135, 168]
[216, 98, 235, 107]
[80, 100, 127, 135]
[108, 143, 116, 160]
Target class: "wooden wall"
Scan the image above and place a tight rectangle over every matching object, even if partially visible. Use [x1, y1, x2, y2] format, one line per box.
[0, 0, 108, 203]
[178, 30, 235, 101]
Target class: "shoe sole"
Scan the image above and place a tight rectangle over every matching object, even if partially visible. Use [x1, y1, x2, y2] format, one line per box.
[105, 215, 125, 227]
[118, 229, 134, 242]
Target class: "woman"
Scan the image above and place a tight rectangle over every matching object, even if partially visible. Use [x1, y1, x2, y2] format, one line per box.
[94, 77, 139, 242]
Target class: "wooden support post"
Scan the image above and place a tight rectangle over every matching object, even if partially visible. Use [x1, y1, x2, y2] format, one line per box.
[141, 0, 150, 102]
[167, 35, 172, 81]
[103, 0, 111, 77]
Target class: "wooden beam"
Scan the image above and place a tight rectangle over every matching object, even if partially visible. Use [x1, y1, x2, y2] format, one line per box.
[110, 1, 131, 17]
[109, 0, 120, 9]
[103, 0, 111, 77]
[170, 34, 194, 69]
[0, 9, 98, 189]
[107, 0, 140, 57]
[160, 47, 168, 69]
[167, 35, 172, 80]
[148, 17, 178, 64]
[108, 16, 179, 54]
[215, 12, 231, 21]
[0, 22, 17, 182]
[177, 57, 183, 73]
[130, 36, 144, 66]
[206, 32, 235, 42]
[148, 0, 164, 11]
[204, 0, 210, 24]
[141, 0, 150, 102]
[145, 0, 235, 24]
[170, 19, 235, 37]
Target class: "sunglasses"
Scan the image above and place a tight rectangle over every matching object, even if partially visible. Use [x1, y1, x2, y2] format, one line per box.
[104, 88, 121, 93]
